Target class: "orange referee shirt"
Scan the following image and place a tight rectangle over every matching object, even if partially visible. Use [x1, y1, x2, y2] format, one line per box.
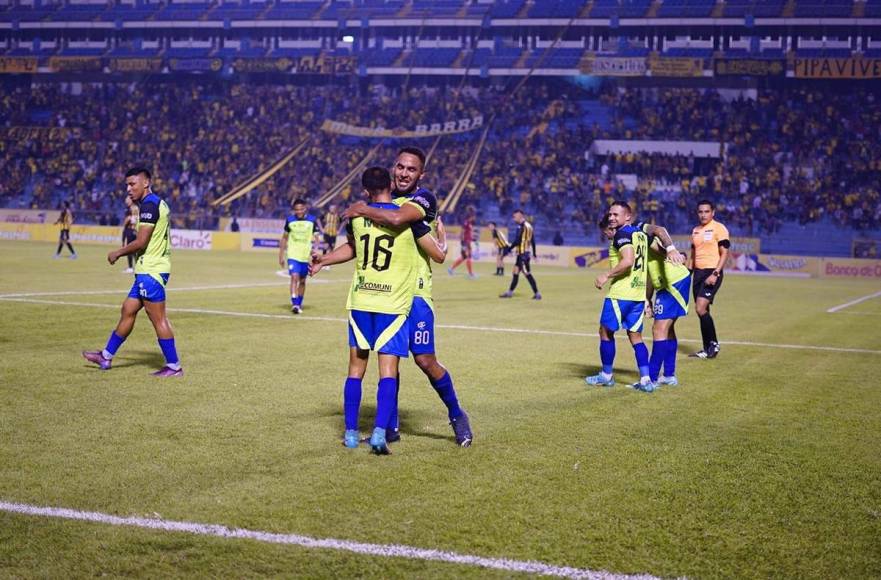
[691, 219, 730, 269]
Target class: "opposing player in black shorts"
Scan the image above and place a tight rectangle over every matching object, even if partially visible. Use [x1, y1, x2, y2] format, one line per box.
[499, 209, 541, 300]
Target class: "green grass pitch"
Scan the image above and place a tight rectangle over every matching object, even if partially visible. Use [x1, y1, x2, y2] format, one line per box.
[1, 240, 880, 578]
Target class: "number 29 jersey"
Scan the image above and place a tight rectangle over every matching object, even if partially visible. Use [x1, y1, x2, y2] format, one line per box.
[345, 203, 418, 315]
[607, 225, 648, 302]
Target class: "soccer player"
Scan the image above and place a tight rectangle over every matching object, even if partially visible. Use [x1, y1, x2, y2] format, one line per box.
[499, 209, 541, 300]
[585, 202, 651, 390]
[278, 198, 321, 314]
[488, 221, 510, 276]
[342, 147, 473, 448]
[687, 200, 730, 359]
[53, 201, 77, 259]
[82, 167, 182, 377]
[311, 166, 446, 454]
[645, 229, 691, 386]
[121, 195, 138, 273]
[447, 206, 476, 279]
[321, 203, 340, 255]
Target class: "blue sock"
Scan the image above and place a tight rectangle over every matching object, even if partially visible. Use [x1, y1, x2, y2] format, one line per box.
[649, 340, 668, 383]
[343, 377, 362, 431]
[375, 377, 397, 431]
[599, 339, 616, 375]
[291, 295, 297, 306]
[431, 371, 463, 421]
[633, 343, 650, 379]
[294, 295, 303, 307]
[103, 331, 125, 359]
[158, 338, 180, 368]
[664, 339, 678, 377]
[387, 374, 400, 431]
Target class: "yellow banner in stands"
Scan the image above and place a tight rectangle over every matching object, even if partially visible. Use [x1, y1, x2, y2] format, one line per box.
[793, 58, 881, 79]
[0, 57, 38, 73]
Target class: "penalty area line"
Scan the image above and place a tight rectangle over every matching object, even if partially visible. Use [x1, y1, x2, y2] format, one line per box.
[826, 289, 881, 313]
[0, 500, 656, 580]
[1, 297, 879, 355]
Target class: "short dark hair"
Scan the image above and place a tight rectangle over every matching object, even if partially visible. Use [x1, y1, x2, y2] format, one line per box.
[697, 199, 714, 210]
[125, 166, 151, 180]
[488, 221, 497, 227]
[397, 147, 426, 169]
[513, 208, 524, 215]
[292, 198, 307, 207]
[362, 166, 391, 194]
[610, 200, 631, 214]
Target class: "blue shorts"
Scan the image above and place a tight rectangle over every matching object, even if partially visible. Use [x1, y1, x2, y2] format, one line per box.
[348, 310, 409, 358]
[653, 275, 691, 320]
[127, 273, 170, 303]
[287, 259, 309, 277]
[408, 296, 436, 355]
[600, 298, 645, 333]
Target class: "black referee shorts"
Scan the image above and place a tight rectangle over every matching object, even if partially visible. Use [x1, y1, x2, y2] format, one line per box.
[692, 268, 723, 304]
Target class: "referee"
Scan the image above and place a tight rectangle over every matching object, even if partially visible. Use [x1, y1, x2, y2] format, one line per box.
[687, 199, 730, 359]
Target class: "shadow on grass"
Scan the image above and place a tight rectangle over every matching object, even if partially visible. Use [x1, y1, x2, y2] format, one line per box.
[82, 350, 166, 370]
[561, 362, 639, 382]
[319, 404, 454, 443]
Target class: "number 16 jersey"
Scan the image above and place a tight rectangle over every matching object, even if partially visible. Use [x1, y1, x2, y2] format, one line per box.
[346, 203, 419, 315]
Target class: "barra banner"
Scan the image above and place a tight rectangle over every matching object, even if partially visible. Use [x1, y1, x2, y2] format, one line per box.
[169, 58, 222, 72]
[232, 58, 294, 73]
[1, 126, 84, 141]
[48, 57, 103, 72]
[714, 58, 786, 77]
[294, 55, 356, 75]
[0, 57, 38, 73]
[793, 58, 881, 79]
[321, 115, 484, 139]
[580, 57, 646, 77]
[109, 58, 162, 72]
[649, 57, 704, 77]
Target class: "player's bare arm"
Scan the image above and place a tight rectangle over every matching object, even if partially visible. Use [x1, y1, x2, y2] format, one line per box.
[416, 233, 446, 264]
[278, 232, 288, 267]
[310, 239, 355, 276]
[706, 244, 729, 286]
[595, 246, 634, 289]
[343, 201, 423, 229]
[643, 224, 684, 264]
[108, 224, 152, 265]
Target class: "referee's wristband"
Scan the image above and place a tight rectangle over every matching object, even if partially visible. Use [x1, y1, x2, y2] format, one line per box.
[712, 270, 721, 276]
[665, 244, 677, 253]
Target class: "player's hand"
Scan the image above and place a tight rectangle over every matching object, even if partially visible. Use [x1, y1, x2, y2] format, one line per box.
[342, 201, 367, 219]
[107, 251, 119, 265]
[309, 260, 324, 277]
[594, 273, 609, 290]
[667, 248, 686, 265]
[706, 274, 718, 286]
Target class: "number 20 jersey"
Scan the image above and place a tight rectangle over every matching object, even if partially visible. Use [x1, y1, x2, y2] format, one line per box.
[607, 225, 648, 302]
[345, 202, 418, 315]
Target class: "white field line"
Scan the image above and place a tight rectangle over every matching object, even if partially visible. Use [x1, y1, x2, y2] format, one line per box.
[0, 280, 346, 299]
[0, 501, 657, 580]
[826, 289, 881, 313]
[1, 296, 879, 355]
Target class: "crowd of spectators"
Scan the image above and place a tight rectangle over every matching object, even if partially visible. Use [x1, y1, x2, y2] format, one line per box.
[2, 79, 881, 242]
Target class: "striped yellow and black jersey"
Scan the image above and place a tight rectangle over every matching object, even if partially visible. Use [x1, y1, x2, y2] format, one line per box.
[323, 211, 340, 237]
[511, 221, 536, 255]
[492, 228, 509, 249]
[57, 209, 73, 230]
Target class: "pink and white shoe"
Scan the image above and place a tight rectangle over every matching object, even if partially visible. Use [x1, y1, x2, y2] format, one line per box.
[151, 366, 183, 377]
[82, 350, 112, 370]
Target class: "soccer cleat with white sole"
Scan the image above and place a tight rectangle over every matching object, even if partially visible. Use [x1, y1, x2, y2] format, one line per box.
[585, 373, 615, 387]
